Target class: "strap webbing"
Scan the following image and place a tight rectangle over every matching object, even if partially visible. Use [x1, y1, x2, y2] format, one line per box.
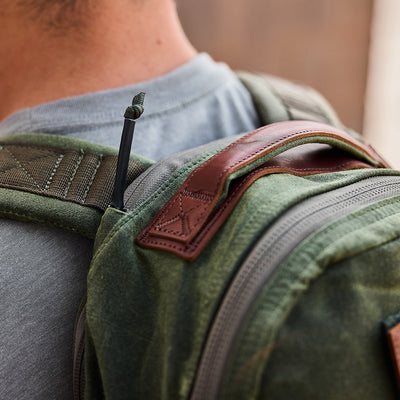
[264, 74, 342, 127]
[0, 142, 146, 211]
[238, 72, 342, 128]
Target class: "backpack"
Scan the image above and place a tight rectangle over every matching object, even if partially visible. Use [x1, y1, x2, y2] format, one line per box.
[1, 74, 400, 400]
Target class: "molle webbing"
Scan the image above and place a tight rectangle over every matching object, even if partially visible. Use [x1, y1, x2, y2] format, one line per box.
[0, 142, 146, 212]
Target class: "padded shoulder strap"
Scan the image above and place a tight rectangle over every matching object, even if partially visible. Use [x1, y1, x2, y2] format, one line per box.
[238, 71, 342, 128]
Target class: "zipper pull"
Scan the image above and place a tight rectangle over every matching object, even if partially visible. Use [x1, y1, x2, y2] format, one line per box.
[110, 92, 145, 211]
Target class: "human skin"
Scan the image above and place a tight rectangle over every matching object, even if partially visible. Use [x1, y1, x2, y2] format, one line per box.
[0, 0, 197, 121]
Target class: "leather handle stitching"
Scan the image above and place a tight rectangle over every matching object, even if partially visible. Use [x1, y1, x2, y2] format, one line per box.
[150, 129, 379, 237]
[138, 159, 373, 257]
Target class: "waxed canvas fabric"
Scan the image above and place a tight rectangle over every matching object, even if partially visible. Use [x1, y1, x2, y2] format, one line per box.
[85, 156, 400, 399]
[221, 196, 400, 400]
[254, 237, 400, 400]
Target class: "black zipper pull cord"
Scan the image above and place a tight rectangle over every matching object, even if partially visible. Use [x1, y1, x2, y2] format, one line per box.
[110, 92, 145, 211]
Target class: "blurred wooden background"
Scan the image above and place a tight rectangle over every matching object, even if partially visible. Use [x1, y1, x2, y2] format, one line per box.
[177, 0, 374, 133]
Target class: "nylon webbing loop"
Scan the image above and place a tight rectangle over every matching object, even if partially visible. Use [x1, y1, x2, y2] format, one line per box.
[0, 143, 146, 211]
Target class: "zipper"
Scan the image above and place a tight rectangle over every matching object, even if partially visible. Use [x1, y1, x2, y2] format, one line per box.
[124, 136, 238, 211]
[190, 175, 400, 400]
[73, 296, 87, 400]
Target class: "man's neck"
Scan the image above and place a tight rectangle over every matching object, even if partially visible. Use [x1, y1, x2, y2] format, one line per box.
[0, 1, 197, 122]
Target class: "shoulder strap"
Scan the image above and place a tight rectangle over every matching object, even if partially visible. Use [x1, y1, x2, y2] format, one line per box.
[237, 71, 342, 128]
[0, 134, 151, 238]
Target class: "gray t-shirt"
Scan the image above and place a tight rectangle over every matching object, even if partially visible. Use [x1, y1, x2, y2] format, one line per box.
[0, 54, 259, 399]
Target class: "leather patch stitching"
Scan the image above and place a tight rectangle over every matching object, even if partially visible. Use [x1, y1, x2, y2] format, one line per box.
[137, 121, 388, 260]
[388, 322, 400, 389]
[148, 125, 382, 240]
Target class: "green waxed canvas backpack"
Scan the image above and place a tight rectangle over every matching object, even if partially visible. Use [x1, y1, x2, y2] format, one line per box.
[2, 74, 400, 400]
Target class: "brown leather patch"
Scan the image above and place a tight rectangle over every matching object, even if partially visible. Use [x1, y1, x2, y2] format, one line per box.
[136, 121, 389, 260]
[387, 322, 400, 389]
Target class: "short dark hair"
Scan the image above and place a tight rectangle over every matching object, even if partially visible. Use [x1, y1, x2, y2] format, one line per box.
[17, 0, 86, 31]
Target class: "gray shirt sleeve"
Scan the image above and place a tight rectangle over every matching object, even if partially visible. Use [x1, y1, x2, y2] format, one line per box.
[0, 220, 92, 400]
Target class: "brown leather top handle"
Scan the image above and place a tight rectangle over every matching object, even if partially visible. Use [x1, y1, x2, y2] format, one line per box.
[136, 121, 390, 260]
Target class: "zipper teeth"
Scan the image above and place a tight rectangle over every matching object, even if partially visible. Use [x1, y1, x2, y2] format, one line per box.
[73, 341, 85, 400]
[190, 176, 400, 400]
[73, 298, 86, 400]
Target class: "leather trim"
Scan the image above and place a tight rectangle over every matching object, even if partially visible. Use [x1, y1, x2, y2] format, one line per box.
[136, 121, 389, 260]
[387, 322, 400, 391]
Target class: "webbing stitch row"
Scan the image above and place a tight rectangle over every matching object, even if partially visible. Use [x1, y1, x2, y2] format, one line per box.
[44, 154, 65, 192]
[63, 150, 84, 198]
[82, 155, 103, 203]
